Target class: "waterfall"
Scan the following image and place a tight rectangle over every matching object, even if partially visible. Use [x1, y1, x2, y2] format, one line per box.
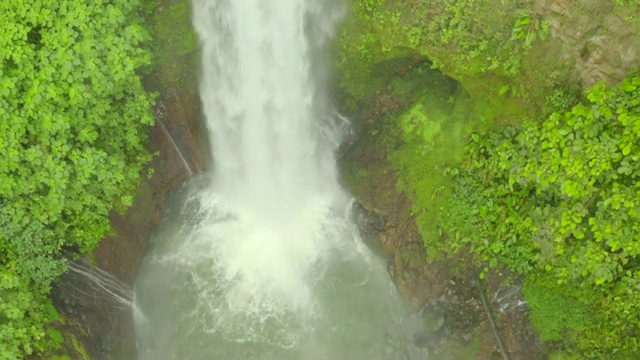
[195, 0, 348, 208]
[134, 1, 412, 359]
[188, 0, 351, 320]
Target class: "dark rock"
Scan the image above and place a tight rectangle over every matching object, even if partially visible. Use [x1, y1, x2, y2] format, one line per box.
[349, 200, 388, 258]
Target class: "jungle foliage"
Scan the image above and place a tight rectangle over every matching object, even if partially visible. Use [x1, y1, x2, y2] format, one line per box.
[0, 0, 155, 357]
[338, 0, 640, 357]
[441, 74, 640, 357]
[337, 0, 574, 117]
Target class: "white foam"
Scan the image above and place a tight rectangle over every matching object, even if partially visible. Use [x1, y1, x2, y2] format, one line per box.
[162, 0, 352, 345]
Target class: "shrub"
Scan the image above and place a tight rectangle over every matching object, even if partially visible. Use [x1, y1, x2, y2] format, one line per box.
[0, 0, 155, 357]
[442, 73, 640, 356]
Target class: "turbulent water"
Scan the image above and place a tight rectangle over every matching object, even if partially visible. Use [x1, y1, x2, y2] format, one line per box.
[134, 1, 415, 359]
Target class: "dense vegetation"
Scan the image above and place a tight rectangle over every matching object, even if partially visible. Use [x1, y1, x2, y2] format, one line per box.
[338, 0, 640, 358]
[0, 0, 154, 358]
[337, 0, 578, 119]
[443, 75, 640, 358]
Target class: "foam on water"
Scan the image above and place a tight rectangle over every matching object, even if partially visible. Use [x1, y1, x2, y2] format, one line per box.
[186, 0, 350, 334]
[134, 1, 413, 358]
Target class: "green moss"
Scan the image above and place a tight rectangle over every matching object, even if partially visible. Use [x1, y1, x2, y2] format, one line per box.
[337, 47, 494, 257]
[70, 335, 90, 360]
[438, 332, 481, 360]
[549, 351, 582, 360]
[45, 328, 65, 352]
[151, 1, 200, 88]
[523, 274, 592, 342]
[49, 355, 72, 360]
[42, 323, 89, 360]
[384, 69, 488, 251]
[339, 0, 584, 123]
[341, 166, 369, 198]
[153, 2, 199, 57]
[402, 250, 426, 268]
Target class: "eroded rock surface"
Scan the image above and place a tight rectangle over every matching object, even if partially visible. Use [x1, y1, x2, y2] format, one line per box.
[533, 0, 640, 86]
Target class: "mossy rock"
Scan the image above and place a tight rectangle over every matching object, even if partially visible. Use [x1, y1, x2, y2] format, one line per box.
[150, 0, 200, 89]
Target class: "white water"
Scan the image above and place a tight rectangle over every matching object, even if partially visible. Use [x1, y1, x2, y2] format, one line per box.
[66, 260, 135, 309]
[134, 1, 415, 359]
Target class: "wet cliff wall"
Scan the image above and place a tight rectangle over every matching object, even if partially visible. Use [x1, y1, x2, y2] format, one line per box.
[336, 0, 640, 359]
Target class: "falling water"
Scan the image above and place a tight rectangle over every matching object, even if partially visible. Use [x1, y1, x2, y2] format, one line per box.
[66, 260, 134, 309]
[134, 1, 414, 359]
[64, 260, 147, 331]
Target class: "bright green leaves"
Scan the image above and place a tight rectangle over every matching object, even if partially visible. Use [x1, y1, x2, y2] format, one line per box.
[0, 270, 46, 357]
[510, 8, 550, 51]
[0, 0, 155, 358]
[449, 73, 640, 356]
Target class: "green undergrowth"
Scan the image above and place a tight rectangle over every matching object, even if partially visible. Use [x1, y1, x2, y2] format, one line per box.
[0, 0, 156, 357]
[613, 0, 640, 22]
[441, 73, 640, 357]
[338, 0, 640, 358]
[339, 0, 581, 119]
[150, 0, 200, 89]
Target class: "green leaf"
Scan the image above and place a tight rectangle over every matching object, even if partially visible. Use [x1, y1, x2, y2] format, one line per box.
[525, 31, 536, 46]
[538, 30, 548, 41]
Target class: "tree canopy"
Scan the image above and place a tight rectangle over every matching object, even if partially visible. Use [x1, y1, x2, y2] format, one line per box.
[0, 0, 154, 357]
[444, 74, 640, 357]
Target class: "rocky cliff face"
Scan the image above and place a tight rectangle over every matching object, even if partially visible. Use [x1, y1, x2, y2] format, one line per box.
[532, 0, 640, 87]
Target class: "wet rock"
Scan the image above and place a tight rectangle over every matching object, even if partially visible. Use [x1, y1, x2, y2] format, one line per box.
[349, 200, 388, 257]
[412, 328, 447, 349]
[531, 0, 640, 86]
[387, 260, 398, 281]
[406, 344, 430, 360]
[351, 200, 385, 237]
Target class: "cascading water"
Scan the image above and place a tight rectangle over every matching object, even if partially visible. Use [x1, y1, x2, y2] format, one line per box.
[134, 1, 416, 359]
